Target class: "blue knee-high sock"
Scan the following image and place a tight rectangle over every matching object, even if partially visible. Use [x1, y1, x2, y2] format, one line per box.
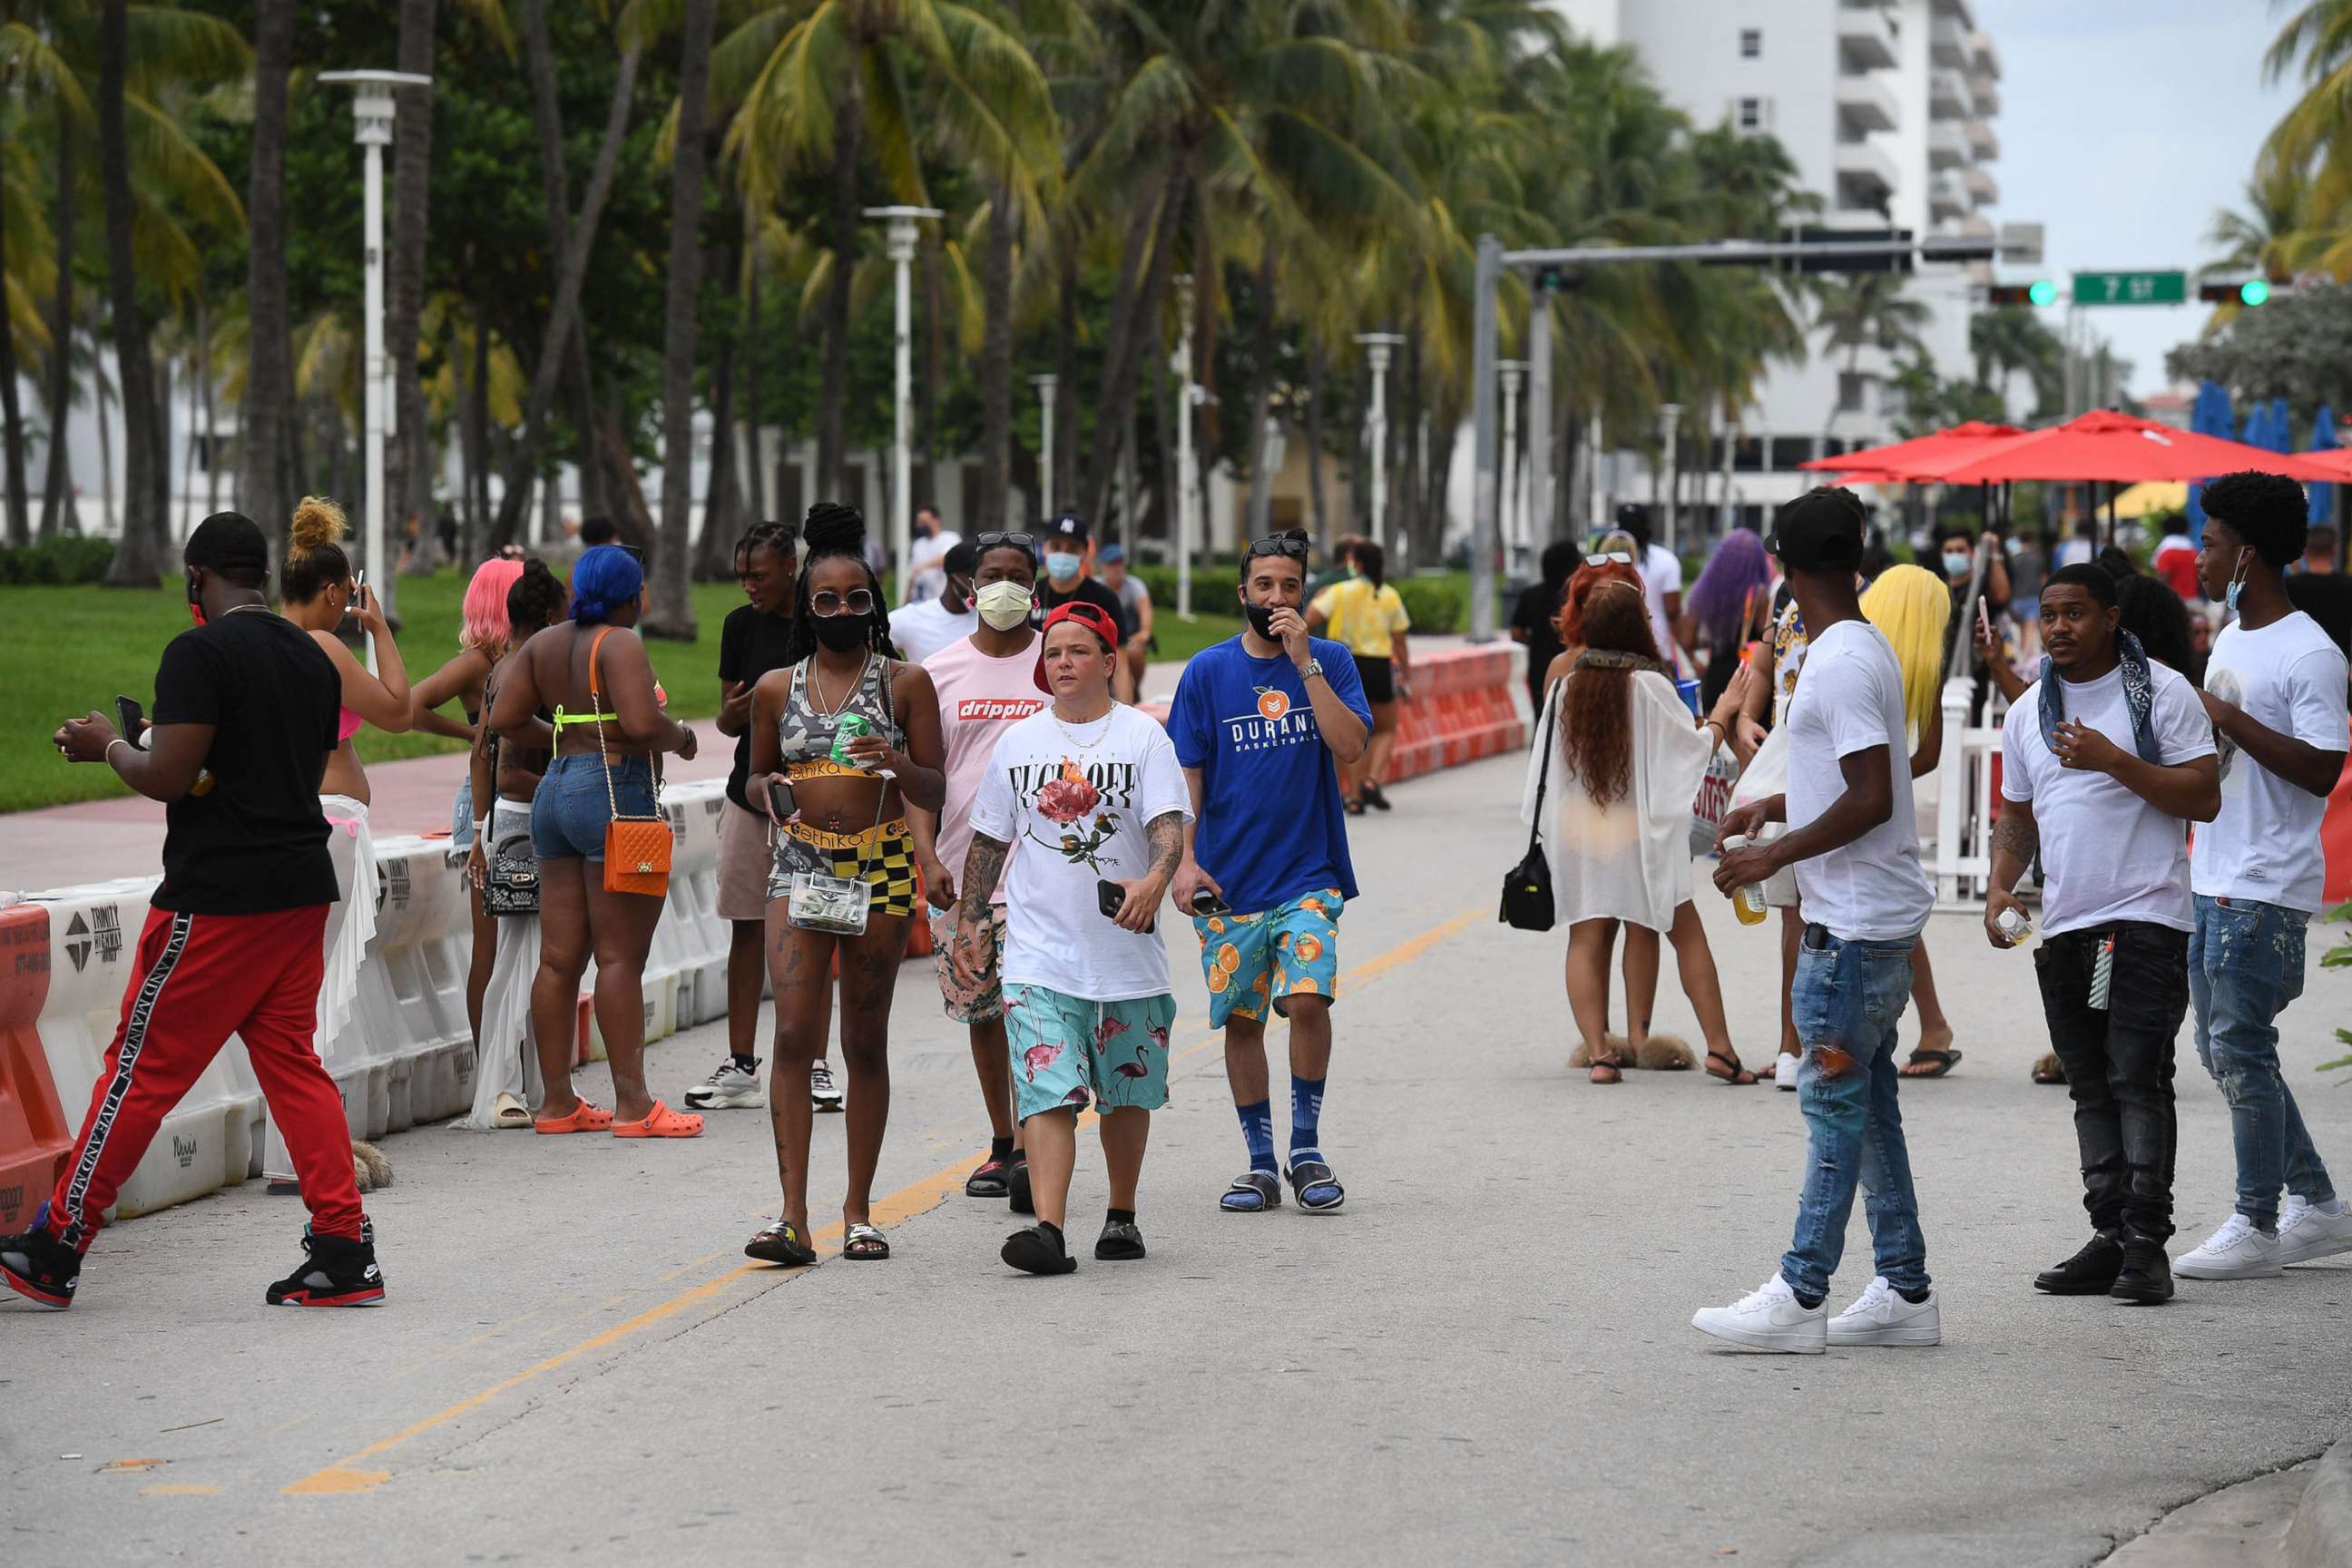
[1289, 1074, 1327, 1162]
[1236, 1100, 1278, 1173]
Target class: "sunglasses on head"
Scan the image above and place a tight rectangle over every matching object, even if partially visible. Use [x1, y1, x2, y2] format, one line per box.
[1249, 532, 1310, 561]
[978, 531, 1038, 556]
[1585, 551, 1633, 567]
[616, 544, 646, 566]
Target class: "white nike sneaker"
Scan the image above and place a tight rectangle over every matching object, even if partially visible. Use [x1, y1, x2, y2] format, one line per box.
[1827, 1275, 1942, 1347]
[2173, 1214, 2284, 1279]
[1774, 1054, 1801, 1091]
[1691, 1274, 1827, 1354]
[682, 1057, 763, 1110]
[809, 1059, 845, 1113]
[2277, 1197, 2352, 1266]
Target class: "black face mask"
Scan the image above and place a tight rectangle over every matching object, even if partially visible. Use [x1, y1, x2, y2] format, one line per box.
[811, 612, 868, 652]
[1242, 601, 1280, 642]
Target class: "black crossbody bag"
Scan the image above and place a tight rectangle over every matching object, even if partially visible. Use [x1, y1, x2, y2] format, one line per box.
[1499, 685, 1558, 932]
[479, 677, 540, 917]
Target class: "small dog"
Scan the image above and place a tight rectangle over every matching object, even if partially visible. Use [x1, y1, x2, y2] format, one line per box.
[1569, 1033, 1698, 1072]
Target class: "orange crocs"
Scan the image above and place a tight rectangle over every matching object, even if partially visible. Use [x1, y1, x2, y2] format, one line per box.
[534, 1100, 616, 1134]
[611, 1100, 703, 1139]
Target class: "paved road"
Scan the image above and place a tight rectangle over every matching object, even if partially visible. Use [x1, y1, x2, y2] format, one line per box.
[7, 751, 2348, 1566]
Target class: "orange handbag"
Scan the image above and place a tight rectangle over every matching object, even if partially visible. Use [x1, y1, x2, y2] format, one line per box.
[587, 627, 673, 897]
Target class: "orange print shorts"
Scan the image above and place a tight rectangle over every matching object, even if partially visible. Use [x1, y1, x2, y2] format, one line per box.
[1193, 888, 1345, 1028]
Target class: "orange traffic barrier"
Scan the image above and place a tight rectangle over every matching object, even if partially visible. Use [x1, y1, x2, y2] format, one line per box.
[1387, 647, 1526, 783]
[2323, 755, 2352, 906]
[0, 904, 70, 1232]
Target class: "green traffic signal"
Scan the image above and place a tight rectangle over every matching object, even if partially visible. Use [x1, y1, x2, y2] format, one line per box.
[2028, 279, 2057, 307]
[2239, 279, 2270, 307]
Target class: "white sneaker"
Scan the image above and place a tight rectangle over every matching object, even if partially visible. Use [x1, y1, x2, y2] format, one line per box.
[1827, 1275, 1942, 1347]
[1691, 1274, 1827, 1354]
[682, 1057, 763, 1110]
[1775, 1054, 1801, 1091]
[809, 1059, 845, 1112]
[2277, 1197, 2352, 1266]
[2173, 1214, 2284, 1279]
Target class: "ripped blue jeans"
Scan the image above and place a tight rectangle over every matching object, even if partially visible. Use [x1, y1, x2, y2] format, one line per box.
[2190, 895, 2337, 1229]
[1780, 926, 1929, 1303]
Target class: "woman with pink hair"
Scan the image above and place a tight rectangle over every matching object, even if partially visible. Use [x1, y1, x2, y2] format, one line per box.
[412, 554, 525, 1048]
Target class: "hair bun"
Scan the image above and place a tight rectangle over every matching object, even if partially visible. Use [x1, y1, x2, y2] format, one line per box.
[802, 501, 866, 554]
[289, 495, 348, 556]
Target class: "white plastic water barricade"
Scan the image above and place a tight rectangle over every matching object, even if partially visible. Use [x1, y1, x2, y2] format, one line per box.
[664, 783, 730, 1028]
[364, 835, 476, 1126]
[28, 877, 260, 1220]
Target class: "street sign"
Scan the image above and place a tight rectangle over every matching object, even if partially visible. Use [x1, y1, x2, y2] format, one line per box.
[2072, 270, 2187, 306]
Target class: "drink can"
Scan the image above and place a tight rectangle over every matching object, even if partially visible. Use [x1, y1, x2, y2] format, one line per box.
[829, 712, 874, 766]
[1675, 678, 1702, 718]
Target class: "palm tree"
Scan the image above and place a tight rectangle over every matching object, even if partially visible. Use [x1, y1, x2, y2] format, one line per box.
[383, 0, 438, 603]
[1812, 272, 1929, 440]
[1968, 303, 2061, 418]
[645, 0, 719, 641]
[95, 0, 166, 583]
[242, 0, 294, 555]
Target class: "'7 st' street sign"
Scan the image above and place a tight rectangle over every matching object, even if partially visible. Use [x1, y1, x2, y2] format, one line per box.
[2072, 270, 2187, 306]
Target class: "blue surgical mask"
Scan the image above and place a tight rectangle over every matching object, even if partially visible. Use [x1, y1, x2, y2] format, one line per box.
[2224, 547, 2253, 621]
[1044, 551, 1083, 583]
[1941, 552, 1972, 580]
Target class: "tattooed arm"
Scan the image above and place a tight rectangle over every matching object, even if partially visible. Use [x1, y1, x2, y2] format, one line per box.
[951, 830, 1013, 989]
[1984, 797, 2038, 949]
[1112, 810, 1185, 934]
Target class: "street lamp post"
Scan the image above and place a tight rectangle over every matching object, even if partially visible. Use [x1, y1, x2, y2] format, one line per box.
[1175, 274, 1198, 619]
[1031, 372, 1058, 520]
[1658, 401, 1683, 554]
[1354, 332, 1403, 555]
[1499, 360, 1525, 579]
[865, 205, 941, 598]
[318, 70, 431, 651]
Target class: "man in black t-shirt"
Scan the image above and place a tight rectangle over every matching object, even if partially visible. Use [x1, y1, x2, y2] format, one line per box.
[1509, 542, 1577, 716]
[1032, 514, 1135, 701]
[3, 513, 382, 1311]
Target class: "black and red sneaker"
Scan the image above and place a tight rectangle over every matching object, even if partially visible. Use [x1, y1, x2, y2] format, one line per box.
[1, 1209, 81, 1309]
[265, 1230, 386, 1308]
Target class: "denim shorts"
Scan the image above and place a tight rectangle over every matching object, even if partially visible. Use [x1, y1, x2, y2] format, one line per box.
[531, 754, 656, 861]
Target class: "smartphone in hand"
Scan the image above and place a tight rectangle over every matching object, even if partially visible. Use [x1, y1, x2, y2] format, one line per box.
[1098, 877, 1156, 933]
[765, 776, 797, 823]
[1189, 888, 1232, 917]
[114, 695, 148, 750]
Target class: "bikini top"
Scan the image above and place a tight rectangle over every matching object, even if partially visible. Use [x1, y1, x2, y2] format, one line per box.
[338, 705, 363, 742]
[777, 652, 903, 781]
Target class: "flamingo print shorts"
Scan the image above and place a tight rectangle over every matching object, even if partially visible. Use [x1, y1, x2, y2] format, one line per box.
[1003, 984, 1178, 1122]
[1193, 888, 1345, 1029]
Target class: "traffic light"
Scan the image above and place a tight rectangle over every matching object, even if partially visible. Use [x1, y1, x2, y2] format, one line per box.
[2199, 278, 2276, 305]
[1986, 280, 2057, 307]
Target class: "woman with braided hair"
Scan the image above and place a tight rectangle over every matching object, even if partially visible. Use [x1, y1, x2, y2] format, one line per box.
[1524, 564, 1758, 1085]
[740, 504, 947, 1265]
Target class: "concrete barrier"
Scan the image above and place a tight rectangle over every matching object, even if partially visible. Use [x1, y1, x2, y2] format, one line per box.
[1388, 646, 1527, 782]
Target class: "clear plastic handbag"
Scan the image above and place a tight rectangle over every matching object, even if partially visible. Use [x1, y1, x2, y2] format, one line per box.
[787, 869, 871, 935]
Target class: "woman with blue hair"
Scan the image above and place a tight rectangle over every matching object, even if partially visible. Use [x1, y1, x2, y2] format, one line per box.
[490, 544, 704, 1139]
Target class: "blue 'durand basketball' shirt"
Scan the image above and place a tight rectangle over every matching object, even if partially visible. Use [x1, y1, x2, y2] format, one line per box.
[1167, 635, 1373, 916]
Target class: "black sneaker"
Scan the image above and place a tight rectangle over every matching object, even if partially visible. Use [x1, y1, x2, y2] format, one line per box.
[266, 1230, 386, 1308]
[2111, 1237, 2175, 1305]
[2034, 1233, 2124, 1295]
[1002, 1222, 1075, 1276]
[1007, 1157, 1034, 1216]
[1, 1210, 80, 1309]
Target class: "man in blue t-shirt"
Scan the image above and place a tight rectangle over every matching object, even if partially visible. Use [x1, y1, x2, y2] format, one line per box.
[1169, 529, 1372, 1215]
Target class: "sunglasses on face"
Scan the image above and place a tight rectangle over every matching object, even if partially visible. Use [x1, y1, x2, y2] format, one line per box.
[809, 588, 876, 617]
[978, 531, 1038, 556]
[1250, 533, 1310, 561]
[1585, 551, 1633, 567]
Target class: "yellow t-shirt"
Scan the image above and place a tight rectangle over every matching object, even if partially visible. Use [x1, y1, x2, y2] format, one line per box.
[1311, 578, 1412, 659]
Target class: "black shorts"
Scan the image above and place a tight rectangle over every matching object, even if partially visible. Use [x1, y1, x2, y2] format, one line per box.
[1353, 653, 1395, 704]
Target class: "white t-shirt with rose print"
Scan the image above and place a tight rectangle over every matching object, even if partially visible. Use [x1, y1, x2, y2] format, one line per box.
[969, 703, 1193, 1002]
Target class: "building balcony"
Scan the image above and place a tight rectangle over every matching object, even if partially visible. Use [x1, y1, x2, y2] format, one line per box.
[1971, 73, 2001, 117]
[1929, 121, 1968, 169]
[1929, 174, 1968, 221]
[1838, 70, 1900, 133]
[1931, 68, 1969, 120]
[1834, 139, 1900, 210]
[1837, 4, 1899, 72]
[1964, 164, 1998, 206]
[1931, 13, 1969, 67]
[1932, 0, 1977, 24]
[1939, 212, 1995, 240]
[1966, 118, 1999, 159]
[1970, 31, 2002, 79]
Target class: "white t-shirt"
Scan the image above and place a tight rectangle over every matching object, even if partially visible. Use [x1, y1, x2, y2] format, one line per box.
[922, 632, 1044, 906]
[1642, 544, 1683, 667]
[1782, 619, 1932, 941]
[969, 703, 1193, 1001]
[2000, 661, 2215, 935]
[906, 527, 963, 603]
[2191, 612, 2351, 912]
[889, 597, 978, 667]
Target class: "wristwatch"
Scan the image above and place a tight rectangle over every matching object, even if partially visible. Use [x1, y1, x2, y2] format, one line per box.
[1301, 658, 1326, 683]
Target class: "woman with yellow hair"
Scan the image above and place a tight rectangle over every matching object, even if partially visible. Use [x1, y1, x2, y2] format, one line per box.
[1858, 563, 1964, 1079]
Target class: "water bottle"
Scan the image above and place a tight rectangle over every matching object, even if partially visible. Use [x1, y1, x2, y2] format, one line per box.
[1994, 905, 2030, 946]
[1723, 834, 1769, 926]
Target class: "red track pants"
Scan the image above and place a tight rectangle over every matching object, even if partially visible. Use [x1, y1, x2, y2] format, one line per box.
[44, 904, 367, 1252]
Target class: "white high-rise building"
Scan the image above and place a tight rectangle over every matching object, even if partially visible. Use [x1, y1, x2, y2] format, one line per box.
[1545, 0, 2004, 527]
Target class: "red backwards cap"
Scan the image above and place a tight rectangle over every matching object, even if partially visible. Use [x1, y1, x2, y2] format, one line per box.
[1034, 602, 1122, 693]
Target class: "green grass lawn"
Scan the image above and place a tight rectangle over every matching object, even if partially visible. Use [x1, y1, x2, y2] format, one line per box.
[1, 573, 1241, 815]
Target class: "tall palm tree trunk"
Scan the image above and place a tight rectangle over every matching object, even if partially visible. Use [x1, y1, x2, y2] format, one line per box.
[977, 190, 1014, 534]
[0, 209, 27, 546]
[199, 297, 220, 514]
[240, 0, 294, 554]
[462, 271, 489, 560]
[1241, 251, 1278, 540]
[1054, 244, 1077, 514]
[695, 327, 738, 581]
[1304, 342, 1327, 547]
[647, 0, 717, 640]
[1086, 181, 1169, 523]
[817, 68, 865, 505]
[743, 249, 766, 522]
[39, 126, 75, 538]
[384, 0, 438, 597]
[1088, 161, 1187, 527]
[101, 0, 167, 585]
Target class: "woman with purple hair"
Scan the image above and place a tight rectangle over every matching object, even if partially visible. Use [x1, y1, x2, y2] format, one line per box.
[1680, 528, 1777, 711]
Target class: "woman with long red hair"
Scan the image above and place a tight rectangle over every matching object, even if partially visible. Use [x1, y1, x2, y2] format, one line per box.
[1525, 561, 1759, 1084]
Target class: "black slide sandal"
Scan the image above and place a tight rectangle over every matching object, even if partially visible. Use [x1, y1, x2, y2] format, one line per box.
[745, 1220, 818, 1268]
[1287, 1159, 1346, 1213]
[1002, 1224, 1076, 1275]
[1220, 1171, 1281, 1213]
[1095, 1220, 1147, 1260]
[965, 1157, 1010, 1199]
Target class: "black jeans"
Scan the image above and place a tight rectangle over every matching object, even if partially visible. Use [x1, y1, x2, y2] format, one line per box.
[2034, 923, 2189, 1244]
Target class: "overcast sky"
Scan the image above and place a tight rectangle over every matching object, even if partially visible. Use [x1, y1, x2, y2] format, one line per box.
[1978, 0, 2299, 396]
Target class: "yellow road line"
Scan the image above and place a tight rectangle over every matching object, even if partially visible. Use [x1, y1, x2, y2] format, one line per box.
[282, 905, 1477, 1497]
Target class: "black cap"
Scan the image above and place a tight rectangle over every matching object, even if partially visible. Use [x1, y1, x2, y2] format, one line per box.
[1767, 487, 1866, 573]
[1045, 513, 1090, 546]
[184, 511, 270, 574]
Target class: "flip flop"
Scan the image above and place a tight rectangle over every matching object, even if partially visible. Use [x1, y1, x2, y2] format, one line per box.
[533, 1100, 614, 1134]
[1900, 1048, 1963, 1079]
[611, 1100, 703, 1138]
[491, 1093, 532, 1130]
[1705, 1051, 1760, 1086]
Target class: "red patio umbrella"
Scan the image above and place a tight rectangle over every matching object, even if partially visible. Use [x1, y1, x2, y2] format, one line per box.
[1797, 419, 2024, 478]
[2290, 444, 2352, 481]
[1896, 410, 2341, 485]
